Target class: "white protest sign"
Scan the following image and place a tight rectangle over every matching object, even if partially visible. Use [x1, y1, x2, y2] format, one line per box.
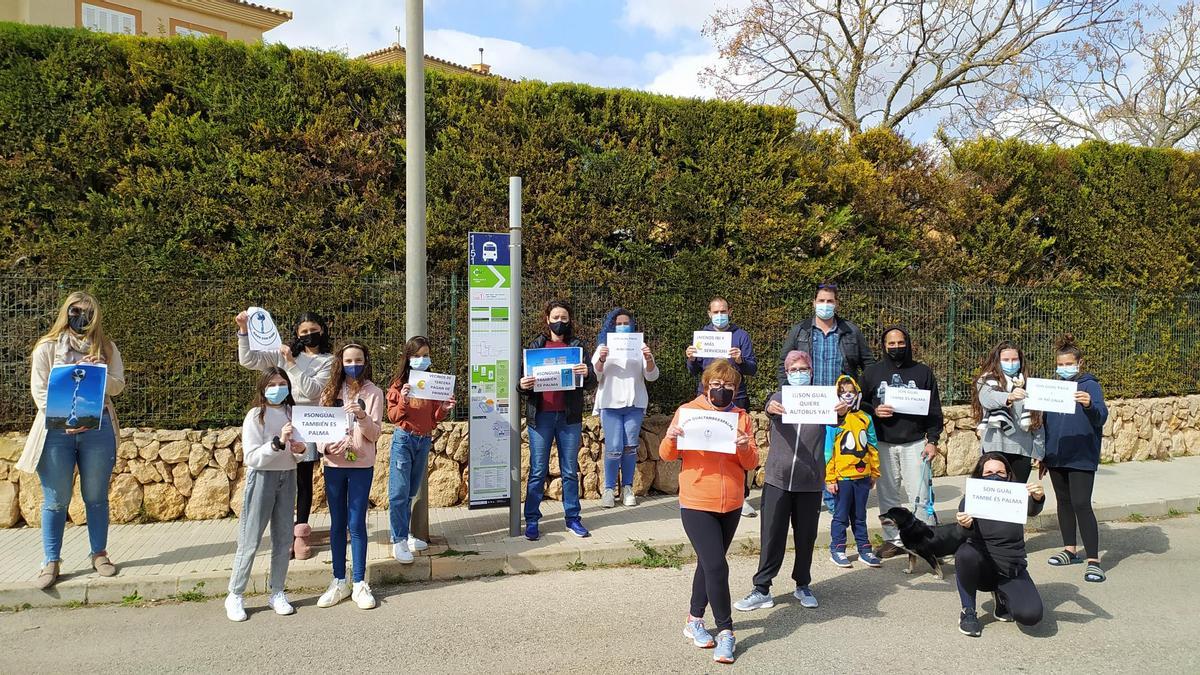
[245, 306, 283, 352]
[692, 331, 732, 359]
[408, 371, 455, 401]
[532, 365, 576, 392]
[964, 478, 1030, 525]
[676, 408, 740, 454]
[291, 406, 349, 443]
[1025, 378, 1078, 414]
[883, 387, 932, 416]
[781, 386, 838, 424]
[605, 332, 644, 365]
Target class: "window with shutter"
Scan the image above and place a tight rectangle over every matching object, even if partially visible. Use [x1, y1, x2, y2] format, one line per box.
[81, 3, 137, 35]
[174, 26, 208, 38]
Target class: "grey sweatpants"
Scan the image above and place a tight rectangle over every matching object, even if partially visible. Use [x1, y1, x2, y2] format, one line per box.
[228, 468, 297, 596]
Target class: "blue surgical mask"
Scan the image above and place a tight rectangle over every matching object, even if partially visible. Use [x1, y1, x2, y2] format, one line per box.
[787, 371, 812, 387]
[1001, 361, 1021, 376]
[264, 385, 289, 405]
[344, 364, 365, 380]
[409, 356, 431, 371]
[614, 324, 633, 334]
[711, 313, 729, 329]
[1056, 365, 1079, 380]
[815, 303, 835, 321]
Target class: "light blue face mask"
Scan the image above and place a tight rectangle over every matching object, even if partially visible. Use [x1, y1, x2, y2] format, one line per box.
[409, 356, 432, 371]
[264, 385, 289, 405]
[1056, 365, 1079, 380]
[711, 313, 730, 329]
[814, 303, 835, 320]
[614, 324, 633, 334]
[787, 371, 812, 387]
[1001, 361, 1021, 376]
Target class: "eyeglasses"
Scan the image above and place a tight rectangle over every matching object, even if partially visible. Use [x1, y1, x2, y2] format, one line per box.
[707, 381, 736, 389]
[786, 367, 812, 374]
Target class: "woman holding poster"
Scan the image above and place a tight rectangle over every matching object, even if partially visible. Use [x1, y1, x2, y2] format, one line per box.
[971, 341, 1045, 482]
[19, 291, 125, 589]
[1040, 333, 1109, 583]
[235, 310, 333, 560]
[592, 307, 659, 508]
[660, 361, 759, 665]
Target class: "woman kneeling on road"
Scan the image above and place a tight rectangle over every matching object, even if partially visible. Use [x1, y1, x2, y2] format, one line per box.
[954, 452, 1046, 637]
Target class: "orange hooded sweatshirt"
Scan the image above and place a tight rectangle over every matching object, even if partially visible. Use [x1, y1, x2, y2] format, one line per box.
[659, 395, 759, 513]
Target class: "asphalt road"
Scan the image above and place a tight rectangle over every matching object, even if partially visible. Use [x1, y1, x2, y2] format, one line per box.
[1, 515, 1191, 673]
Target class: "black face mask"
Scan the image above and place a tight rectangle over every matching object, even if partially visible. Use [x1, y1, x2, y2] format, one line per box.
[981, 473, 1008, 482]
[886, 346, 909, 363]
[68, 314, 91, 334]
[708, 386, 733, 409]
[549, 321, 570, 337]
[298, 332, 322, 348]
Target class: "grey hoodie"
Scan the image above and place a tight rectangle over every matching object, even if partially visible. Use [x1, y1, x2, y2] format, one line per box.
[763, 391, 827, 492]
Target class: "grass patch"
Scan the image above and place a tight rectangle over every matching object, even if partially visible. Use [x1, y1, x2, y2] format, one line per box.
[738, 540, 760, 557]
[121, 591, 144, 607]
[566, 556, 587, 572]
[1124, 513, 1147, 523]
[626, 540, 686, 570]
[65, 600, 85, 609]
[434, 548, 480, 558]
[1168, 508, 1183, 517]
[173, 582, 207, 602]
[0, 603, 33, 613]
[871, 533, 885, 548]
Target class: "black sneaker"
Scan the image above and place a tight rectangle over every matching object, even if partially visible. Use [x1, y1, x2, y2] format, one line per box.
[992, 592, 1013, 622]
[959, 608, 983, 637]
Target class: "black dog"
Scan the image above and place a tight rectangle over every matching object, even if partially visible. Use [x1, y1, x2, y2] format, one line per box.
[878, 507, 966, 578]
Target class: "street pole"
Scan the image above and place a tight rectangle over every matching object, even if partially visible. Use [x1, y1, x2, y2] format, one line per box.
[508, 176, 522, 537]
[405, 0, 430, 543]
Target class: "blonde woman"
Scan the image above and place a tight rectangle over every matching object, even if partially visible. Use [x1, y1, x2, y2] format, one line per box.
[17, 291, 125, 589]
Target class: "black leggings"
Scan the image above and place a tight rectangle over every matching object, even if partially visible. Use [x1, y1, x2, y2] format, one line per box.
[955, 544, 1043, 626]
[1001, 453, 1033, 483]
[681, 507, 741, 632]
[753, 485, 821, 593]
[1048, 468, 1098, 559]
[295, 460, 316, 525]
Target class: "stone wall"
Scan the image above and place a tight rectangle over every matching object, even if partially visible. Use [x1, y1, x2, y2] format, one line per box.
[2, 394, 1198, 527]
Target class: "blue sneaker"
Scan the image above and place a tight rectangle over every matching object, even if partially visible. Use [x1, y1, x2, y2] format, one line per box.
[565, 518, 590, 538]
[734, 589, 774, 611]
[713, 630, 736, 664]
[794, 586, 819, 608]
[831, 549, 852, 568]
[859, 549, 882, 567]
[683, 617, 715, 648]
[524, 522, 540, 541]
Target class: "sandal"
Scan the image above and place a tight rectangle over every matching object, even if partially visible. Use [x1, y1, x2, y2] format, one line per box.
[92, 553, 118, 577]
[1047, 550, 1084, 566]
[1084, 563, 1106, 583]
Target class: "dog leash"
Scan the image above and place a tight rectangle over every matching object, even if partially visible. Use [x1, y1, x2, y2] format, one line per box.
[917, 458, 938, 525]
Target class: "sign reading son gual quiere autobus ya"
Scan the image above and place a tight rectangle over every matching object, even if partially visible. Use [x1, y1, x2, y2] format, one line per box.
[676, 409, 739, 454]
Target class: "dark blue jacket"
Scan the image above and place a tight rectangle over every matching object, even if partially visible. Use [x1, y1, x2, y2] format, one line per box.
[686, 322, 757, 407]
[1043, 373, 1108, 471]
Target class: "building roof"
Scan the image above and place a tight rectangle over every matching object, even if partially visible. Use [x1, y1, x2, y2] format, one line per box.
[163, 0, 292, 30]
[357, 44, 514, 82]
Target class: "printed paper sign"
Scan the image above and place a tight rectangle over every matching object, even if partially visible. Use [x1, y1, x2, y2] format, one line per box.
[45, 363, 108, 430]
[245, 306, 283, 352]
[291, 406, 349, 443]
[883, 387, 932, 416]
[964, 478, 1030, 525]
[676, 408, 740, 454]
[1025, 378, 1078, 414]
[408, 371, 456, 401]
[605, 332, 644, 365]
[524, 347, 583, 392]
[532, 365, 576, 392]
[692, 331, 733, 359]
[781, 386, 838, 424]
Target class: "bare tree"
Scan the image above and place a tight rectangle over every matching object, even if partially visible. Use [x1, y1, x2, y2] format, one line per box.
[703, 0, 1118, 136]
[954, 2, 1200, 149]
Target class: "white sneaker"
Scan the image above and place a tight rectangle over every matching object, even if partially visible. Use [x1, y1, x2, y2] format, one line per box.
[622, 486, 637, 507]
[317, 579, 350, 608]
[393, 540, 413, 564]
[408, 535, 429, 552]
[224, 593, 247, 622]
[267, 591, 295, 616]
[741, 501, 758, 518]
[352, 581, 376, 609]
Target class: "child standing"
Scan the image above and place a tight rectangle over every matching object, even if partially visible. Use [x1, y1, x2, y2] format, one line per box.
[226, 368, 306, 622]
[825, 375, 882, 568]
[386, 336, 455, 563]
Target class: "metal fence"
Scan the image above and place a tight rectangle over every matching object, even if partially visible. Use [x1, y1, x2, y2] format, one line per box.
[2, 273, 1198, 430]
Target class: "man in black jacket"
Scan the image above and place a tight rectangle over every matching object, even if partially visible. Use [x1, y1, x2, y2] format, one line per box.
[776, 284, 875, 389]
[860, 325, 943, 558]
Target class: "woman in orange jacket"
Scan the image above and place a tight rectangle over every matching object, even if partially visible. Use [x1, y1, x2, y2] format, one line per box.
[660, 360, 759, 665]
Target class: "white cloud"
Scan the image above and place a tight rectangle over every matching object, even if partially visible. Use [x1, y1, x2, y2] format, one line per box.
[424, 29, 643, 88]
[643, 50, 719, 98]
[620, 0, 734, 38]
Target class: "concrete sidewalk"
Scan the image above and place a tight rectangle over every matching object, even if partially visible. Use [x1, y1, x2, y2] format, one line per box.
[3, 457, 1198, 608]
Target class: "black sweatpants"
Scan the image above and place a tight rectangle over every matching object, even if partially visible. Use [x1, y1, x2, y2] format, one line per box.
[681, 507, 741, 632]
[295, 459, 316, 525]
[752, 485, 821, 594]
[1001, 453, 1033, 483]
[955, 544, 1043, 626]
[1048, 468, 1099, 559]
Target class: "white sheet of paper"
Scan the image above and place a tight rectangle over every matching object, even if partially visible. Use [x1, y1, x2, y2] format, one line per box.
[605, 332, 644, 364]
[291, 406, 349, 443]
[407, 371, 455, 401]
[532, 364, 577, 392]
[692, 331, 732, 359]
[883, 387, 932, 416]
[964, 478, 1030, 525]
[1025, 378, 1078, 414]
[676, 408, 740, 454]
[245, 306, 283, 352]
[781, 386, 838, 424]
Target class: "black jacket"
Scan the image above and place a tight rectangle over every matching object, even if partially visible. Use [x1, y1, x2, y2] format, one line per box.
[517, 334, 597, 424]
[763, 391, 827, 492]
[860, 325, 944, 446]
[958, 493, 1045, 577]
[777, 316, 875, 387]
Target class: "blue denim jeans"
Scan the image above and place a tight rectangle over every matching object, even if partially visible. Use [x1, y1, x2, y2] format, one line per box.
[830, 478, 872, 551]
[325, 466, 373, 583]
[525, 411, 582, 525]
[388, 429, 432, 543]
[599, 407, 645, 490]
[37, 414, 117, 565]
